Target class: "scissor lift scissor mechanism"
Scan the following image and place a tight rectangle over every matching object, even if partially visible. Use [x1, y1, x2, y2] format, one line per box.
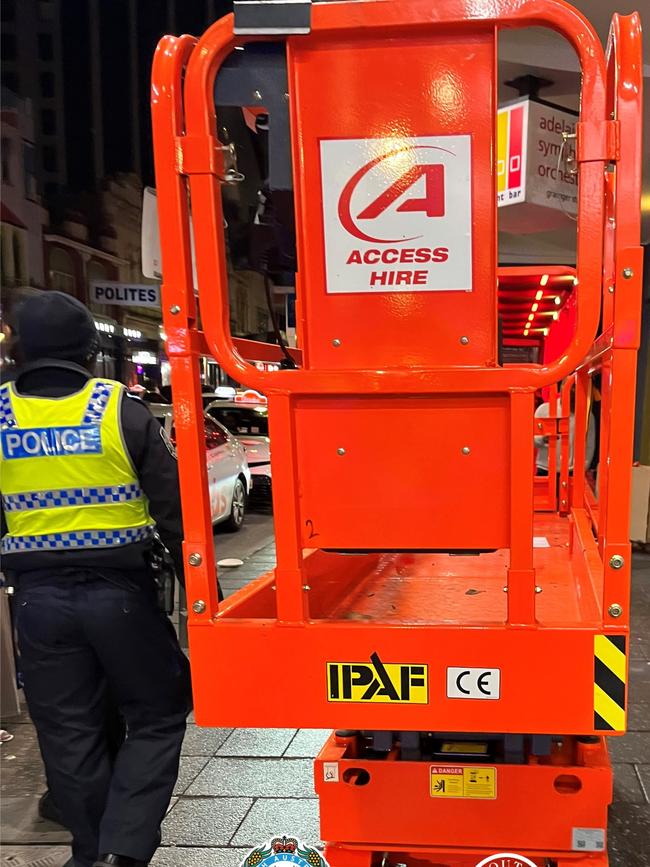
[151, 2, 644, 864]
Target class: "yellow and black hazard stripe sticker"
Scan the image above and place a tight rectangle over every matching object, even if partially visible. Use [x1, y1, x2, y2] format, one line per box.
[594, 634, 627, 732]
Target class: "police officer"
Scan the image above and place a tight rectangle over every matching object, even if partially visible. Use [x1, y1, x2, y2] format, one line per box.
[0, 292, 192, 867]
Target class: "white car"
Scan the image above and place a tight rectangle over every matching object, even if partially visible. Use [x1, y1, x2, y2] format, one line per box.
[205, 393, 271, 502]
[149, 403, 252, 530]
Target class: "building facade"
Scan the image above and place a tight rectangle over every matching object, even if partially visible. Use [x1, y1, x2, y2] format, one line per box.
[1, 0, 66, 200]
[1, 88, 49, 370]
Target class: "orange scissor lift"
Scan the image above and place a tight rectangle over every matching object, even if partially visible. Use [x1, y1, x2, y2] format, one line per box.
[151, 2, 643, 865]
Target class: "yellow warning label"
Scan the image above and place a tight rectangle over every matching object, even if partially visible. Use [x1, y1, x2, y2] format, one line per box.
[430, 766, 464, 797]
[441, 742, 488, 755]
[430, 766, 496, 799]
[594, 634, 627, 732]
[327, 653, 428, 704]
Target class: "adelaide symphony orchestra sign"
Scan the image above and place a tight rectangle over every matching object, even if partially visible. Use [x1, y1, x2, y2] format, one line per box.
[497, 97, 578, 233]
[319, 135, 473, 294]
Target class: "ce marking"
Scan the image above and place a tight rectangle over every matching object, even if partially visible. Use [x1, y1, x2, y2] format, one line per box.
[446, 667, 501, 700]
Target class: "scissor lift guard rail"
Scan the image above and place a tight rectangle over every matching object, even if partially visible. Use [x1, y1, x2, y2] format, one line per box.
[151, 1, 643, 864]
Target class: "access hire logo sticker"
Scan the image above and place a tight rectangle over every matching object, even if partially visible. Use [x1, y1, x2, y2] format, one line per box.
[320, 135, 472, 294]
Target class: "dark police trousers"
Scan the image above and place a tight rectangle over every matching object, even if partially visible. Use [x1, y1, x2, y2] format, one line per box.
[15, 569, 192, 867]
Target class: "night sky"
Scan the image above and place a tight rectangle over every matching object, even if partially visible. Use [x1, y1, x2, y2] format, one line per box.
[61, 0, 233, 193]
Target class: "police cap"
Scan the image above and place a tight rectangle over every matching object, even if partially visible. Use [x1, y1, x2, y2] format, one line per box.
[18, 291, 99, 363]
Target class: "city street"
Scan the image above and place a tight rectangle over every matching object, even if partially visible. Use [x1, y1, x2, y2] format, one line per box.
[213, 512, 275, 567]
[213, 511, 276, 602]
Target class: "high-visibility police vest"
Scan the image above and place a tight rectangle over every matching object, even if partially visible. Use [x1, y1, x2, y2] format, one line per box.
[0, 378, 154, 554]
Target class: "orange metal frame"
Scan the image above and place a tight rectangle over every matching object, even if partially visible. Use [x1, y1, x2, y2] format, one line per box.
[315, 731, 612, 867]
[151, 1, 643, 747]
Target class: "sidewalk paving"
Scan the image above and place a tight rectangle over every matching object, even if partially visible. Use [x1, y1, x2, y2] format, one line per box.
[2, 547, 649, 867]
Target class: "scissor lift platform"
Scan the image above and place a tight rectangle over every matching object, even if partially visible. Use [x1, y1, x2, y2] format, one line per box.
[219, 514, 597, 625]
[190, 509, 624, 735]
[151, 0, 643, 863]
[321, 516, 595, 626]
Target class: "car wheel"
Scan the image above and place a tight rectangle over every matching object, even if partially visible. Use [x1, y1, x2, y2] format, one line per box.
[223, 477, 246, 532]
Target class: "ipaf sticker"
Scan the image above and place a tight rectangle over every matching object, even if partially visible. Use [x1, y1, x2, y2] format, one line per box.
[327, 652, 428, 704]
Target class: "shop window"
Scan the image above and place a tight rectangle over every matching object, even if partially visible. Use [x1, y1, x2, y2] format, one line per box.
[50, 271, 76, 293]
[41, 108, 56, 136]
[87, 261, 111, 310]
[42, 145, 57, 173]
[87, 260, 109, 285]
[2, 138, 12, 184]
[38, 33, 53, 61]
[87, 261, 109, 281]
[40, 71, 55, 98]
[49, 247, 76, 293]
[95, 350, 116, 380]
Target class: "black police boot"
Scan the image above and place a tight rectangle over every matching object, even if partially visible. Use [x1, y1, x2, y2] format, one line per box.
[94, 856, 148, 867]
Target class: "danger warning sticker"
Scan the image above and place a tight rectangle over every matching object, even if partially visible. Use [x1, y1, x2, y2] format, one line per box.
[320, 135, 473, 294]
[430, 765, 496, 799]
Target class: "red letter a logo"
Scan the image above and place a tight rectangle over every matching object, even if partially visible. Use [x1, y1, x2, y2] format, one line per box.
[357, 164, 445, 220]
